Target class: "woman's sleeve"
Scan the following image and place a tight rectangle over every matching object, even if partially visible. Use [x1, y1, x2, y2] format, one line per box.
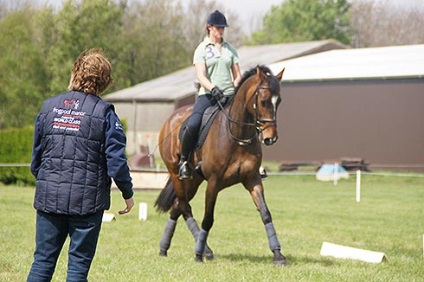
[104, 107, 134, 199]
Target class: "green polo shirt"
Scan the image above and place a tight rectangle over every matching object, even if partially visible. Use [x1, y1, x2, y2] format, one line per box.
[193, 37, 239, 96]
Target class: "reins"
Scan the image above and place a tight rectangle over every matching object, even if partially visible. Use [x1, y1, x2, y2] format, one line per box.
[216, 96, 257, 145]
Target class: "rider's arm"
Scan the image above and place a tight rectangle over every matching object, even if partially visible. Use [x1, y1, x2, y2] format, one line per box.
[195, 62, 215, 91]
[232, 62, 242, 87]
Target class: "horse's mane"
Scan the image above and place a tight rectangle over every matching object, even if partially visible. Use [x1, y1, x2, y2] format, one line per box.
[234, 65, 275, 95]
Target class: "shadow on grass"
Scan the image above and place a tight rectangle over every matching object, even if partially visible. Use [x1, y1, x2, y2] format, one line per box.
[217, 253, 335, 267]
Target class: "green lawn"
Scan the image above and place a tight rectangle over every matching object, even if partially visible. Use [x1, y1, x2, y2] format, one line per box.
[1, 174, 423, 281]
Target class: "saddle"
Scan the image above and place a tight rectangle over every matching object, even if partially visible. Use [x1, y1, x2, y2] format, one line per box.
[178, 98, 230, 178]
[179, 103, 220, 150]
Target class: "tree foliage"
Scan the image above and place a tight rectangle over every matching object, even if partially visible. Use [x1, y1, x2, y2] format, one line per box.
[121, 0, 189, 86]
[0, 0, 422, 130]
[46, 0, 127, 93]
[0, 0, 233, 129]
[249, 0, 351, 45]
[0, 7, 49, 128]
[350, 0, 424, 47]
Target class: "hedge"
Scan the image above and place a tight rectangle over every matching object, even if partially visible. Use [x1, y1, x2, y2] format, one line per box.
[1, 119, 128, 186]
[0, 127, 34, 185]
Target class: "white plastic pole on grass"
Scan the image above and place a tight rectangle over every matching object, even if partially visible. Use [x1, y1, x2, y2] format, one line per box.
[333, 162, 338, 186]
[356, 170, 361, 203]
[139, 202, 148, 221]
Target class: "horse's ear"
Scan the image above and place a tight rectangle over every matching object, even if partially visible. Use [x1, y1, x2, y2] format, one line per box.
[256, 65, 267, 81]
[276, 68, 285, 81]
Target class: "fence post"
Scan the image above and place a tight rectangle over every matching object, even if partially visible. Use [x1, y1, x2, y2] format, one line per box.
[333, 162, 338, 186]
[356, 170, 361, 203]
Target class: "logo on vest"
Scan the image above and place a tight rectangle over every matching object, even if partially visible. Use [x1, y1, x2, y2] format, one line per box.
[64, 99, 80, 110]
[52, 99, 86, 132]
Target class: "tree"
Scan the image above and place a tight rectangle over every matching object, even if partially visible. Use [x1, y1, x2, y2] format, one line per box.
[350, 0, 424, 47]
[0, 7, 49, 128]
[248, 0, 351, 45]
[120, 0, 190, 86]
[46, 0, 126, 94]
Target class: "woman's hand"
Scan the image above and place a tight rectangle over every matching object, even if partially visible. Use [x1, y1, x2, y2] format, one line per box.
[118, 197, 134, 215]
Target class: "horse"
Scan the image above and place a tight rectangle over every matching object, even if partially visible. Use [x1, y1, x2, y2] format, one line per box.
[154, 65, 287, 265]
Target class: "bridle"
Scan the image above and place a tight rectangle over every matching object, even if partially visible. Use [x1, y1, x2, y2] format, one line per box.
[253, 85, 279, 131]
[218, 81, 279, 146]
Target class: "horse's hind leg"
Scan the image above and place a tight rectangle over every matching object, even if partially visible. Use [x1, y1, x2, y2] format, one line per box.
[159, 204, 215, 259]
[160, 177, 213, 259]
[244, 179, 288, 266]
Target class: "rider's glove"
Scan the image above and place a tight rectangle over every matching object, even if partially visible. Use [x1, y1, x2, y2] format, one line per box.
[211, 87, 225, 101]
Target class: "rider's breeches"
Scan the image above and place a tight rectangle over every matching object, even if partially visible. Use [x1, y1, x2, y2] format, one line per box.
[186, 94, 215, 138]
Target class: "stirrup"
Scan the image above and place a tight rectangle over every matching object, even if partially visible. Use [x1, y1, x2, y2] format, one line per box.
[179, 161, 192, 180]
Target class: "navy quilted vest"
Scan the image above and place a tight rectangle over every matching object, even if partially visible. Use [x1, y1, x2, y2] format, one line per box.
[34, 91, 113, 215]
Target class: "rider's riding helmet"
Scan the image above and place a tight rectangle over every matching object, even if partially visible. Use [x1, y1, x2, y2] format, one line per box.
[207, 10, 229, 27]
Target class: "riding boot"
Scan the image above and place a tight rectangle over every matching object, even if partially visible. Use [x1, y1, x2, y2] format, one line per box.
[179, 129, 195, 180]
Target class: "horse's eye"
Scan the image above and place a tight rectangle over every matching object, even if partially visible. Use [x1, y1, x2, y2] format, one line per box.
[259, 90, 271, 101]
[261, 98, 272, 107]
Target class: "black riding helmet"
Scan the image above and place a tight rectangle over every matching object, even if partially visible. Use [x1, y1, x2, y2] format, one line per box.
[207, 10, 229, 27]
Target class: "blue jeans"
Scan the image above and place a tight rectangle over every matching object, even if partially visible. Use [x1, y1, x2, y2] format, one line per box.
[27, 210, 103, 282]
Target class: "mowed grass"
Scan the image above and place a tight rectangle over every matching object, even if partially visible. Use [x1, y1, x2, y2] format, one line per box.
[1, 174, 423, 281]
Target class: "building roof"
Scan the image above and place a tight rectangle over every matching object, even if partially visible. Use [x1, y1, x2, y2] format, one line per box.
[269, 44, 424, 82]
[104, 40, 345, 102]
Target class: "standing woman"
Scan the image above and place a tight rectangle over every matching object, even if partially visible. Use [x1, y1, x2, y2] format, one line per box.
[27, 49, 134, 281]
[179, 10, 242, 179]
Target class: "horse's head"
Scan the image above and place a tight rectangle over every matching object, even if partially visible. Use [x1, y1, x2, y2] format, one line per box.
[249, 66, 284, 146]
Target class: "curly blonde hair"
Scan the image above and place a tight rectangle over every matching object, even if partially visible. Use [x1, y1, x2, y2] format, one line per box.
[68, 48, 112, 96]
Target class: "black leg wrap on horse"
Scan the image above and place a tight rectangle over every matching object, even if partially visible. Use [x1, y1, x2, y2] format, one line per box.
[194, 228, 209, 256]
[159, 219, 177, 255]
[265, 222, 281, 251]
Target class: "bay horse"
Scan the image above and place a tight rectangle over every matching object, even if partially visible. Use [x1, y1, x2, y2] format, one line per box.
[154, 65, 287, 265]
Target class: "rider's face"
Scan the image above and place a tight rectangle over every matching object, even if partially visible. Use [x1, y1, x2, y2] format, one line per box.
[209, 26, 225, 41]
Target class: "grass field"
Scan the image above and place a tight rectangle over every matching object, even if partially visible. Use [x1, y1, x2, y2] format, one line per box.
[1, 174, 423, 281]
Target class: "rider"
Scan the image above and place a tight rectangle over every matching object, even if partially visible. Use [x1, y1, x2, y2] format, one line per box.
[178, 10, 242, 180]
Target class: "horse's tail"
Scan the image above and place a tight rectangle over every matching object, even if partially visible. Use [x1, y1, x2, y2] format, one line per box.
[154, 178, 176, 213]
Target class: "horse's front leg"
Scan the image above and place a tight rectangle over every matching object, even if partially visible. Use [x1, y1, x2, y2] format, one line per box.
[244, 177, 288, 266]
[194, 181, 219, 262]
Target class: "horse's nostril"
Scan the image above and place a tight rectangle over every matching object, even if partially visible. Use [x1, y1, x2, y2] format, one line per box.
[263, 136, 278, 146]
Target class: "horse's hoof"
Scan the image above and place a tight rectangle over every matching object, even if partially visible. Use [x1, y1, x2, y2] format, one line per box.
[159, 250, 167, 257]
[273, 257, 288, 266]
[203, 249, 214, 260]
[273, 251, 288, 266]
[194, 254, 203, 262]
[203, 252, 215, 260]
